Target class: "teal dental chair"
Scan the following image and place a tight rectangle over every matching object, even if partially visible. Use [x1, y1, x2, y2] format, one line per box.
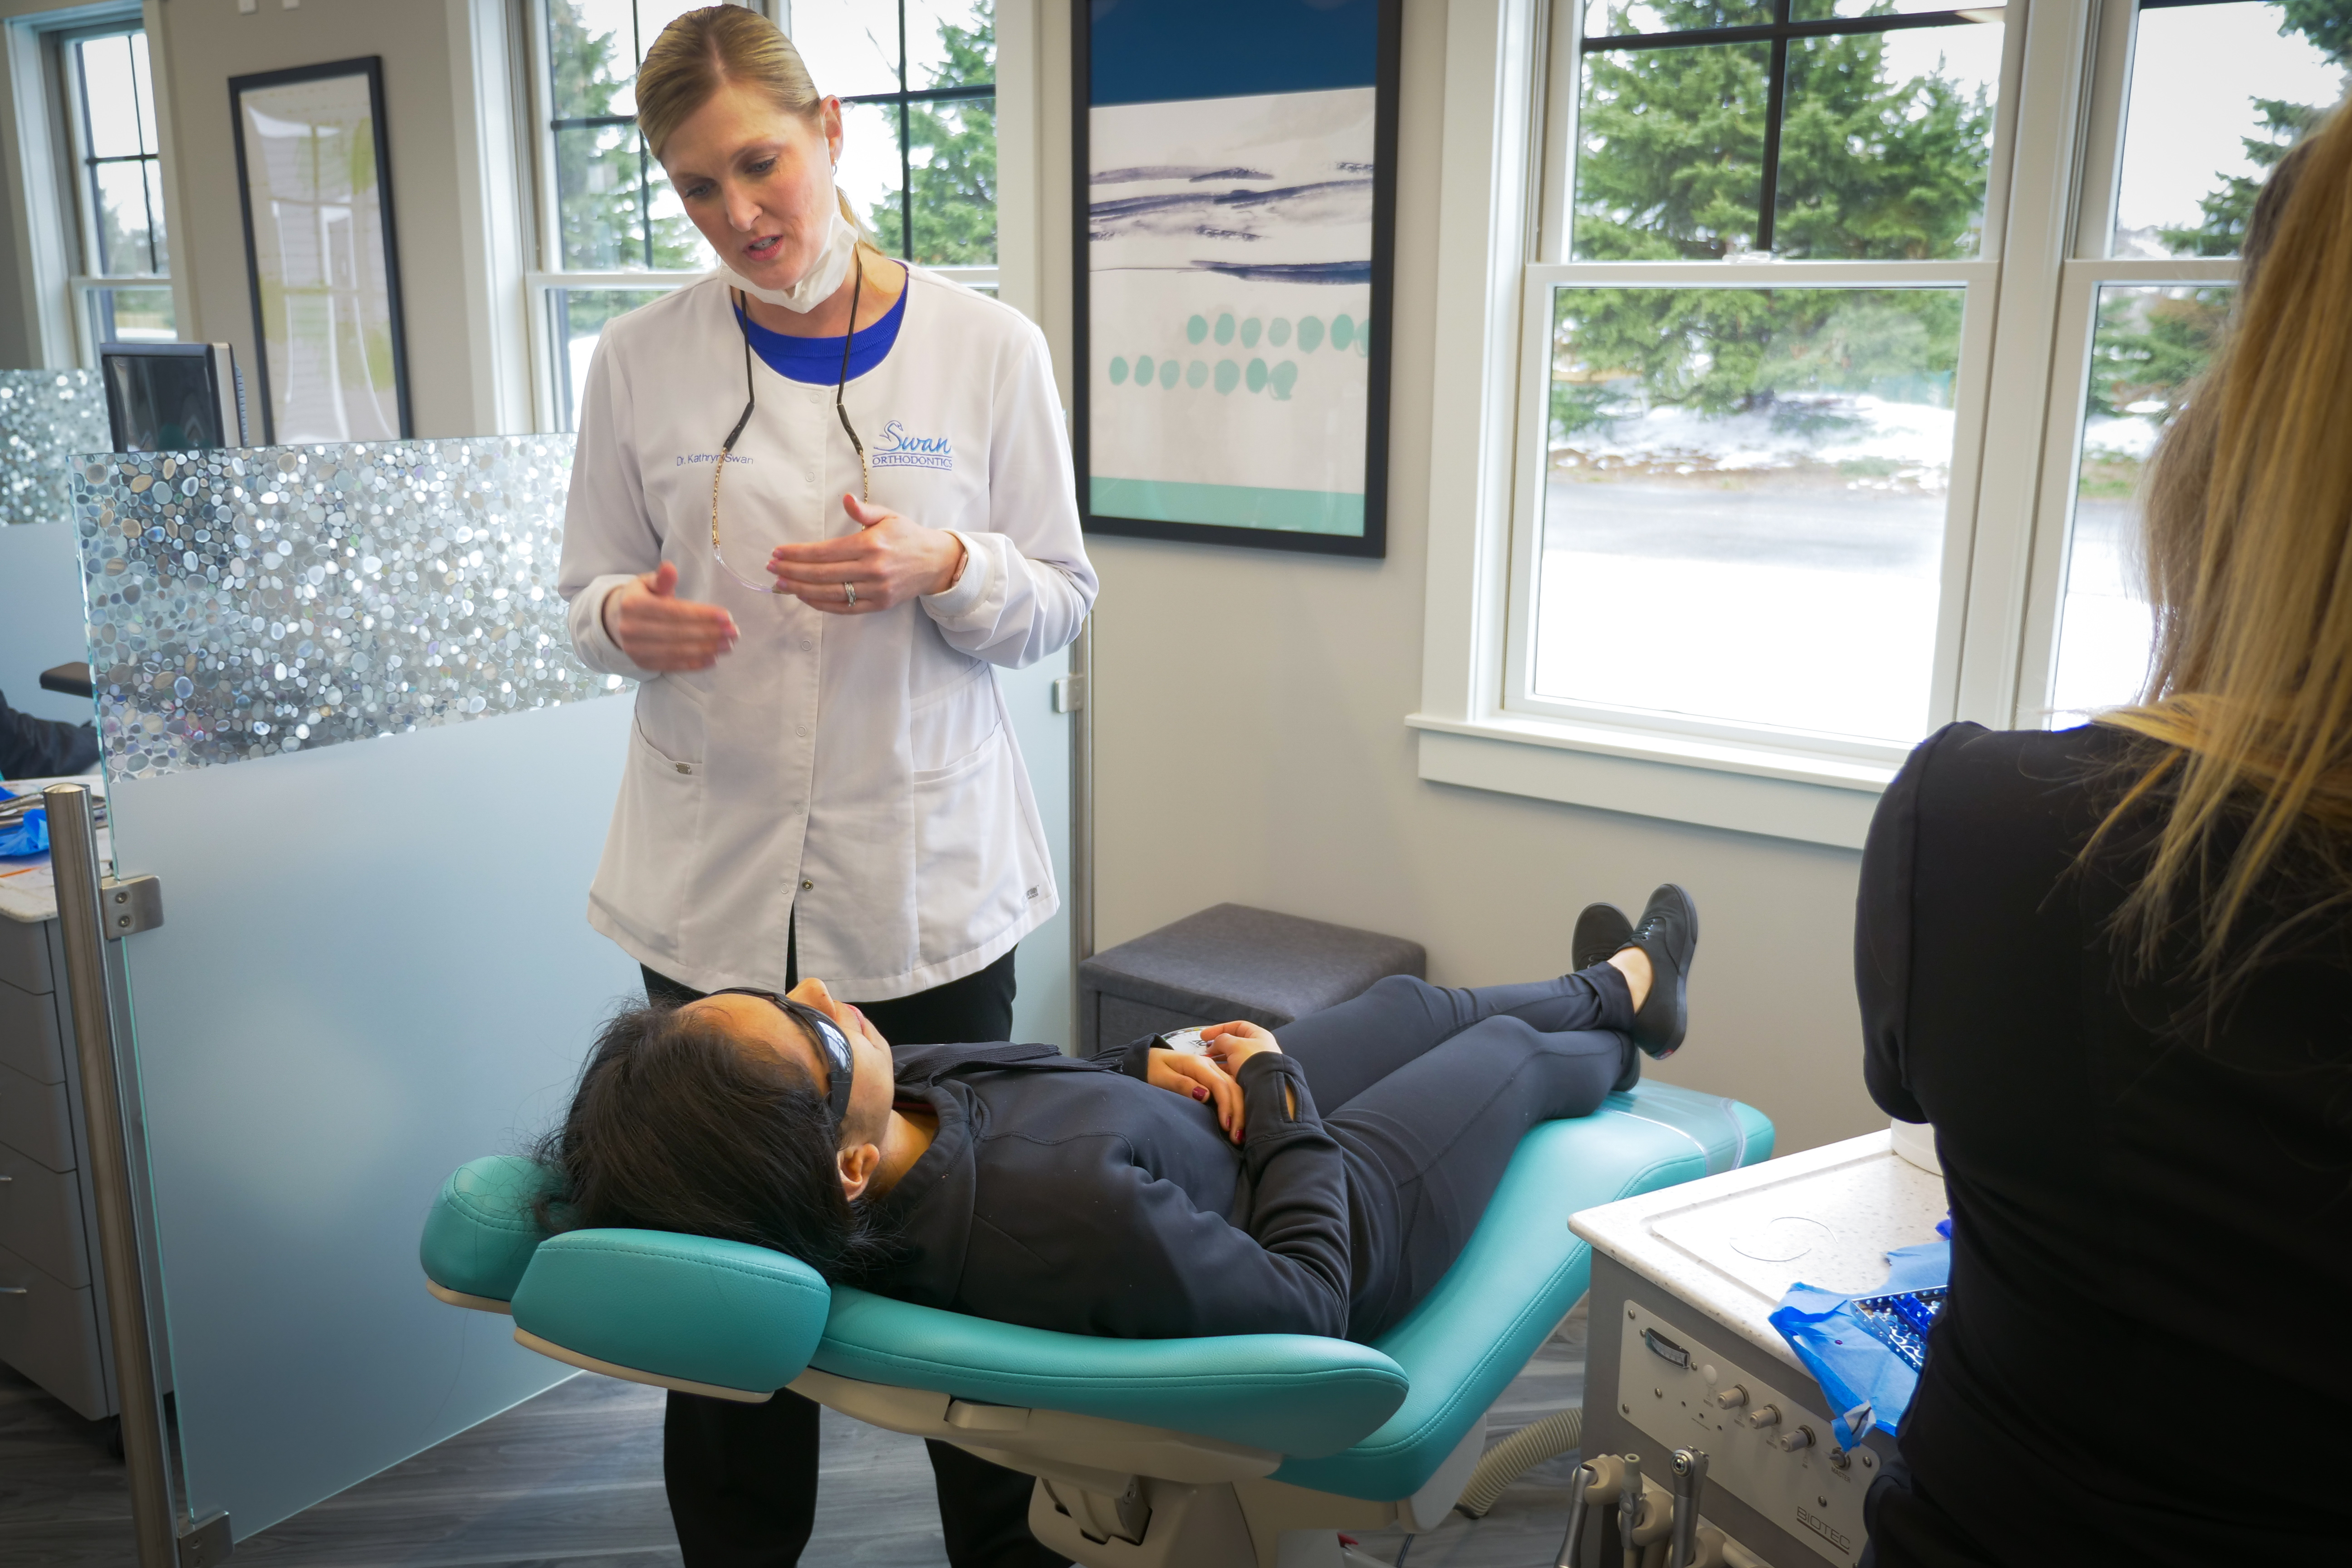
[422, 1082, 1770, 1568]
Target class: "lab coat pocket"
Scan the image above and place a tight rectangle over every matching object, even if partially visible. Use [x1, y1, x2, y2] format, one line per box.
[910, 725, 1031, 965]
[593, 713, 706, 957]
[908, 663, 998, 779]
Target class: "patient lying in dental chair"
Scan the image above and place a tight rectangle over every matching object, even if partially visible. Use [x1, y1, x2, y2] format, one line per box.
[537, 887, 1698, 1344]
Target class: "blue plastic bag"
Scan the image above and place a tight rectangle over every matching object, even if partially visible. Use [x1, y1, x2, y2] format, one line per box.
[1768, 1239, 1950, 1449]
[0, 786, 47, 858]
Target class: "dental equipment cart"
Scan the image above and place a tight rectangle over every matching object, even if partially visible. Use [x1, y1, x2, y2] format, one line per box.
[1570, 1126, 1946, 1568]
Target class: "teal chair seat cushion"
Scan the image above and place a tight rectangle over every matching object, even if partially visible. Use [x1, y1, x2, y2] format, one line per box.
[812, 1287, 1408, 1458]
[1269, 1082, 1773, 1500]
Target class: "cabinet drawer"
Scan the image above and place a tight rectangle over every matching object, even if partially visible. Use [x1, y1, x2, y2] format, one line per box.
[0, 976, 66, 1085]
[0, 917, 51, 995]
[0, 1238, 108, 1421]
[0, 1140, 88, 1286]
[0, 1058, 75, 1173]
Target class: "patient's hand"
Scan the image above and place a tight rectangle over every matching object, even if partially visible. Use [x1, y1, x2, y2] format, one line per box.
[1203, 1022, 1293, 1122]
[787, 978, 892, 1051]
[1147, 1049, 1245, 1144]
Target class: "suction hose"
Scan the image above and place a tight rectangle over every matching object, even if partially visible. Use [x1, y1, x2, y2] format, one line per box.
[1457, 1408, 1587, 1519]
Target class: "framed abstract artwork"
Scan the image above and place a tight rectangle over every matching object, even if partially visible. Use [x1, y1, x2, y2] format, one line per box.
[229, 57, 412, 445]
[1073, 0, 1401, 557]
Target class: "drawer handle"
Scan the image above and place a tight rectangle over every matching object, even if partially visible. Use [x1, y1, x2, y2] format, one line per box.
[0, 1286, 28, 1295]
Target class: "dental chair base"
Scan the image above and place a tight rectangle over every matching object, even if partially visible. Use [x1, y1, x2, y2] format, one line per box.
[421, 1083, 1773, 1568]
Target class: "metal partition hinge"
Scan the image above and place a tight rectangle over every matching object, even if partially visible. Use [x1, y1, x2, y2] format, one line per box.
[100, 875, 164, 938]
[1051, 674, 1088, 714]
[178, 1510, 231, 1568]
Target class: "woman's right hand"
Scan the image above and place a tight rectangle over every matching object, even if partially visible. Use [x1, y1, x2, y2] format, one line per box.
[1147, 1048, 1245, 1143]
[603, 561, 739, 671]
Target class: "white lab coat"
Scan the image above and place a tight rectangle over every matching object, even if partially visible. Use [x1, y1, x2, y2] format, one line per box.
[558, 268, 1096, 999]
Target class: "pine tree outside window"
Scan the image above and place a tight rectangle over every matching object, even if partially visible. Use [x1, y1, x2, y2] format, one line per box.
[1483, 0, 2326, 797]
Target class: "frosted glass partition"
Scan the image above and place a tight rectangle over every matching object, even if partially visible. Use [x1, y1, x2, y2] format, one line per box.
[74, 437, 642, 1539]
[0, 369, 108, 725]
[0, 367, 105, 526]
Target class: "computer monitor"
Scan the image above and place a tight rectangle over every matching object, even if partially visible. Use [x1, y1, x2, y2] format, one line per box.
[99, 341, 249, 452]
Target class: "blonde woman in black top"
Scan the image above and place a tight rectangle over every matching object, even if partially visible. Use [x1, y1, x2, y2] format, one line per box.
[1855, 117, 2351, 1566]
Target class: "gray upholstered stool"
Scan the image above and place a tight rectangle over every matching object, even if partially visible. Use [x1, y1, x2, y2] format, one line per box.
[1077, 903, 1427, 1055]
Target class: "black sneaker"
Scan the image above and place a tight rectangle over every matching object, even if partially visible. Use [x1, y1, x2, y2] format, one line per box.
[1572, 902, 1642, 1092]
[1627, 884, 1698, 1059]
[1572, 902, 1632, 974]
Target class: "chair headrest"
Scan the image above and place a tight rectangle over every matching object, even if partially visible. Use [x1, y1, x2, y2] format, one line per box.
[511, 1228, 831, 1399]
[419, 1155, 559, 1308]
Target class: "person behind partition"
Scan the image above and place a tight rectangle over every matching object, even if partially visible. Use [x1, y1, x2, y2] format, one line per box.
[1852, 121, 2352, 1566]
[553, 8, 1095, 1565]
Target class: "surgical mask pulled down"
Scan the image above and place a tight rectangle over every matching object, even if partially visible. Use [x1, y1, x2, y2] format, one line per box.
[719, 203, 857, 314]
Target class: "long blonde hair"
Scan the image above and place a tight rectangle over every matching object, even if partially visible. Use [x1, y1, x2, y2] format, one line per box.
[634, 5, 884, 261]
[2098, 104, 2352, 972]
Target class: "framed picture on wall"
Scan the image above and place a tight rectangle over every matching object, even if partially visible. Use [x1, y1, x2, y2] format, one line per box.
[229, 57, 412, 445]
[1073, 0, 1401, 558]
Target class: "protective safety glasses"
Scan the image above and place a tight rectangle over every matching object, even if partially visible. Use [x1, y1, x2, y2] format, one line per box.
[710, 267, 872, 594]
[709, 986, 857, 1130]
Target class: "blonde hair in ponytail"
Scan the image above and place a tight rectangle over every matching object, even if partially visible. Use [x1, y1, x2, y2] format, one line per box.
[634, 5, 884, 261]
[2097, 102, 2352, 974]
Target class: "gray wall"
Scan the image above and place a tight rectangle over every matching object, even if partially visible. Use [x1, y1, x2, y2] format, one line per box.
[1036, 1, 1883, 1156]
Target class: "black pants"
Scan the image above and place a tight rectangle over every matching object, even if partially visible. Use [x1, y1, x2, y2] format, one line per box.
[1276, 970, 1637, 1341]
[642, 946, 1061, 1568]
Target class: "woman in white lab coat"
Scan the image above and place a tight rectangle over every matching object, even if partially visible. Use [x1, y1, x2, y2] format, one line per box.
[554, 9, 1093, 1566]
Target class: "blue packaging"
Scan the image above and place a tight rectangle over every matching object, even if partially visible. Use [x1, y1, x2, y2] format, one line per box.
[1768, 1239, 1951, 1449]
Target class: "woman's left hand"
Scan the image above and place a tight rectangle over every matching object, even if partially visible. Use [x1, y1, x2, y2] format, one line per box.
[1147, 1048, 1246, 1144]
[768, 494, 965, 613]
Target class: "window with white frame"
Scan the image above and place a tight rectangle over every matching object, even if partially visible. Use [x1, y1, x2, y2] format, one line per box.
[528, 0, 999, 431]
[1454, 0, 2341, 828]
[58, 22, 176, 361]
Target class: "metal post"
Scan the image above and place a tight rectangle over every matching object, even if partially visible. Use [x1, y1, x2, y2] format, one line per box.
[1068, 616, 1095, 970]
[46, 784, 179, 1568]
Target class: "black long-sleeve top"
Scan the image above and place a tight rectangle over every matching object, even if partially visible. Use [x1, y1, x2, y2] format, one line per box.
[1857, 721, 2352, 1565]
[859, 1036, 1354, 1339]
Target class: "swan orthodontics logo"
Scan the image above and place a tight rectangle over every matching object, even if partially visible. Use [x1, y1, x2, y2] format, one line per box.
[871, 420, 952, 471]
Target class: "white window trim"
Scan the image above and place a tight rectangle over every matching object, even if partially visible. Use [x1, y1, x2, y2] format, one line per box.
[1414, 0, 2203, 850]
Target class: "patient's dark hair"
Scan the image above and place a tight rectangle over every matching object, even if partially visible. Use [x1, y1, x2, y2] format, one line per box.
[534, 1002, 893, 1281]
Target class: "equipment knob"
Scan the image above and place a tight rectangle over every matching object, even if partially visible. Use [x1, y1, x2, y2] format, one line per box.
[1713, 1385, 1748, 1410]
[1775, 1425, 1816, 1453]
[1828, 1447, 1852, 1471]
[1744, 1404, 1781, 1430]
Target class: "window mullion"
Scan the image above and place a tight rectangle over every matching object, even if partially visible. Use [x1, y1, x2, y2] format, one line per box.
[1757, 0, 1791, 254]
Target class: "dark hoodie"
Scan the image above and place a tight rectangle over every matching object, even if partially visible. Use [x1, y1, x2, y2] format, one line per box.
[861, 1037, 1354, 1340]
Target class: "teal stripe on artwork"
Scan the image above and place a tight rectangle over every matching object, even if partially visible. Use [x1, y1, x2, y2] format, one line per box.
[1090, 478, 1365, 536]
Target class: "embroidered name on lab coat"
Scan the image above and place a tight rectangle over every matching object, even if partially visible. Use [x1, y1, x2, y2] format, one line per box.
[872, 420, 953, 471]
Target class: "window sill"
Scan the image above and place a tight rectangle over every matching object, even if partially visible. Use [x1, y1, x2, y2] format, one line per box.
[1405, 713, 1897, 850]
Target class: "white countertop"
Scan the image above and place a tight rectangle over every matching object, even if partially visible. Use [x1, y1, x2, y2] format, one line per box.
[1570, 1130, 1948, 1376]
[0, 773, 112, 925]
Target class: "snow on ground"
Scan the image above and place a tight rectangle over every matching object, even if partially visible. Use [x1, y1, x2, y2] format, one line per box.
[1556, 396, 1956, 490]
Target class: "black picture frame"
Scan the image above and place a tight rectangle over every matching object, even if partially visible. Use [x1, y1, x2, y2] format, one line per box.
[1072, 0, 1402, 559]
[228, 56, 412, 445]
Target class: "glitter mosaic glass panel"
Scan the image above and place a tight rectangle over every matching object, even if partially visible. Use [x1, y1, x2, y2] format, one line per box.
[71, 438, 627, 779]
[0, 369, 108, 526]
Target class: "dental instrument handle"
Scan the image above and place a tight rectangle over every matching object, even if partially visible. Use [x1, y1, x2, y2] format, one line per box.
[1618, 1454, 1644, 1568]
[1667, 1449, 1709, 1568]
[1555, 1462, 1592, 1568]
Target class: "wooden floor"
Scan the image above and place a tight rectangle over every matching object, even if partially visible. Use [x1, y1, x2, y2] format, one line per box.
[0, 1305, 1588, 1568]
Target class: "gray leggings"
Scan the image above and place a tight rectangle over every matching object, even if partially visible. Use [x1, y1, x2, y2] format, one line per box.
[1274, 969, 1635, 1341]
